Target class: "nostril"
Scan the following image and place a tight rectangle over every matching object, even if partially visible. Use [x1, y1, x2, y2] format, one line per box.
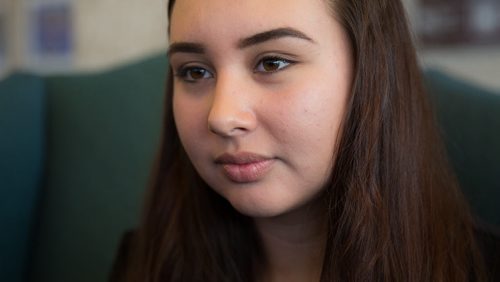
[207, 113, 255, 137]
[208, 120, 242, 137]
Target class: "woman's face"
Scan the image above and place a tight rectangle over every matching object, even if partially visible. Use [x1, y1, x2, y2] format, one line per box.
[170, 0, 352, 218]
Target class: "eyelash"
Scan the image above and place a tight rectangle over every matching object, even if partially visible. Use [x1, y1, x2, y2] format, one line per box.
[174, 56, 296, 82]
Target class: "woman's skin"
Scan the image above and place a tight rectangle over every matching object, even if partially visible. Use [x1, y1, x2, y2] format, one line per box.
[169, 0, 353, 280]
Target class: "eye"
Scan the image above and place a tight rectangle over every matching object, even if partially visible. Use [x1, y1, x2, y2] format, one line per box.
[175, 66, 214, 82]
[255, 57, 294, 73]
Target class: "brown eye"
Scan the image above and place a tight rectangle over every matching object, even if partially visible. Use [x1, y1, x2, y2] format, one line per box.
[176, 66, 213, 82]
[263, 60, 281, 71]
[189, 68, 208, 79]
[256, 57, 292, 73]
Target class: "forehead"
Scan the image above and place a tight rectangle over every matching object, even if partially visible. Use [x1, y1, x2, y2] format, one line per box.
[169, 0, 333, 42]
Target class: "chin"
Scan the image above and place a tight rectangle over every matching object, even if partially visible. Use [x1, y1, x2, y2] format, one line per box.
[232, 205, 284, 218]
[224, 193, 287, 218]
[225, 191, 308, 219]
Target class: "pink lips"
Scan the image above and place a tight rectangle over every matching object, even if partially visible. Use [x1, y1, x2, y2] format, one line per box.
[215, 152, 275, 183]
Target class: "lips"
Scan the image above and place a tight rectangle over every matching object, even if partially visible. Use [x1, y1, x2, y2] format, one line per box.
[215, 152, 275, 183]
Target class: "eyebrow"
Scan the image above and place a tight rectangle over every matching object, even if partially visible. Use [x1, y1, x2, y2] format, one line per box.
[237, 27, 315, 48]
[167, 27, 314, 57]
[167, 42, 205, 57]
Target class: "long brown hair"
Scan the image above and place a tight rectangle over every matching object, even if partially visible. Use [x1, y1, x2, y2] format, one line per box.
[128, 0, 486, 281]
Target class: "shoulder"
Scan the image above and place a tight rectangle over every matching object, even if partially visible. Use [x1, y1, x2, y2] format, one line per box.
[474, 222, 500, 281]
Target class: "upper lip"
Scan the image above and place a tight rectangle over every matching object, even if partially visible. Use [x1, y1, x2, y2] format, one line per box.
[215, 152, 272, 165]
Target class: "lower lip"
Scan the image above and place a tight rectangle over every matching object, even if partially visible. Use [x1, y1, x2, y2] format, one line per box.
[220, 159, 275, 183]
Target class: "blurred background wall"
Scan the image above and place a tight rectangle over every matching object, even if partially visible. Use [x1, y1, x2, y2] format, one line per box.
[0, 0, 499, 92]
[0, 0, 167, 76]
[407, 0, 500, 93]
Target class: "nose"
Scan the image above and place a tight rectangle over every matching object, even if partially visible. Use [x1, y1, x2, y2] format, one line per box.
[207, 74, 257, 137]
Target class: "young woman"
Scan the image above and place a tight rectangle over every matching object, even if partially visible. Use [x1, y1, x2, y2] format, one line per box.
[111, 0, 499, 281]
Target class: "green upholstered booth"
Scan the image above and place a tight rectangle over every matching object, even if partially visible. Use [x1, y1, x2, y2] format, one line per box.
[1, 55, 166, 282]
[425, 70, 500, 228]
[0, 74, 45, 282]
[0, 54, 498, 282]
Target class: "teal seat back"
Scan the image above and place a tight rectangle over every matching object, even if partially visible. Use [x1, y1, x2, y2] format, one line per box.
[0, 73, 45, 282]
[29, 56, 166, 282]
[425, 70, 500, 227]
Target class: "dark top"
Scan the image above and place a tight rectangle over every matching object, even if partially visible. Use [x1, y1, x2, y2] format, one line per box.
[474, 222, 500, 281]
[109, 230, 135, 282]
[109, 224, 500, 281]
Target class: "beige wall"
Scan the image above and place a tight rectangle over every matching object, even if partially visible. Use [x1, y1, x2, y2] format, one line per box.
[419, 46, 500, 93]
[73, 0, 167, 71]
[1, 0, 167, 76]
[0, 0, 19, 77]
[401, 0, 500, 92]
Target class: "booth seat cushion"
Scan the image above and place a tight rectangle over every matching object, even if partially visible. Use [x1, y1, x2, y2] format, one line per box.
[0, 73, 46, 282]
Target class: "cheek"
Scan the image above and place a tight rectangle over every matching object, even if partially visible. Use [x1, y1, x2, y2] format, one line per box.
[273, 79, 347, 145]
[263, 73, 349, 181]
[173, 94, 189, 139]
[300, 68, 350, 143]
[173, 92, 209, 155]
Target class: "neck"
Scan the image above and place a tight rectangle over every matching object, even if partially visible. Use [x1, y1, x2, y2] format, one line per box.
[253, 200, 327, 282]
